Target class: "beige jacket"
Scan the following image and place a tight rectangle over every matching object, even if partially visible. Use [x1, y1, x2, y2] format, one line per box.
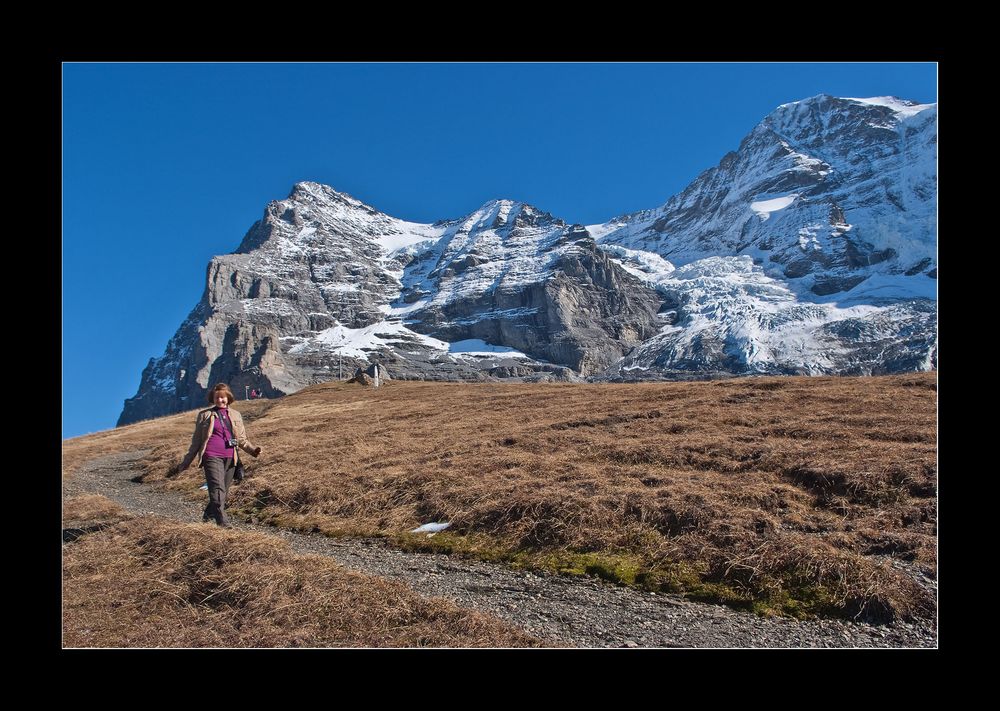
[180, 407, 259, 470]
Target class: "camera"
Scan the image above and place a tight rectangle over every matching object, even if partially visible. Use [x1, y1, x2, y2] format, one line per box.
[226, 438, 239, 448]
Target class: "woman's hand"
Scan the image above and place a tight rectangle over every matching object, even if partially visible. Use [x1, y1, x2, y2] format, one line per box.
[252, 447, 262, 457]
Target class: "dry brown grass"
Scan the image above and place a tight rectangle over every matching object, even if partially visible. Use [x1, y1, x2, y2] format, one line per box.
[62, 514, 543, 648]
[63, 495, 132, 526]
[64, 373, 937, 623]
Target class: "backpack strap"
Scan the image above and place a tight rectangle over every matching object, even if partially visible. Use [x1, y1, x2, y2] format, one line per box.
[215, 408, 235, 443]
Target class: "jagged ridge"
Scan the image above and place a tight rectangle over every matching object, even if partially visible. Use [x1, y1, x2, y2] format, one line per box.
[119, 94, 936, 426]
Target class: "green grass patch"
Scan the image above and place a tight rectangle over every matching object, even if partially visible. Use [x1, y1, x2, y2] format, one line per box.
[231, 513, 872, 622]
[388, 530, 509, 560]
[392, 532, 859, 620]
[515, 551, 644, 586]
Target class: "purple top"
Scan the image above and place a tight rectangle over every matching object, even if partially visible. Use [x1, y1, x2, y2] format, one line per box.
[203, 408, 236, 459]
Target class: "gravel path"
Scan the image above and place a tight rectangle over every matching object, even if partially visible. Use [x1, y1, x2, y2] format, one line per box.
[63, 450, 937, 648]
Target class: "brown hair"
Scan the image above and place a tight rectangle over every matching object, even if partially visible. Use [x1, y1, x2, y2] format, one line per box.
[207, 383, 236, 405]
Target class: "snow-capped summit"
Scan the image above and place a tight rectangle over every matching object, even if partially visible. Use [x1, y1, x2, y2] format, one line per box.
[591, 94, 936, 381]
[595, 94, 936, 277]
[290, 180, 376, 209]
[119, 94, 936, 426]
[840, 95, 936, 118]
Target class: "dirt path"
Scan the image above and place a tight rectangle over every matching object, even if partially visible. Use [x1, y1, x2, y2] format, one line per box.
[62, 450, 936, 648]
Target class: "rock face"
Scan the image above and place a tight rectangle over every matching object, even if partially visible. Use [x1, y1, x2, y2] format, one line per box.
[119, 94, 937, 426]
[400, 205, 663, 376]
[118, 187, 654, 424]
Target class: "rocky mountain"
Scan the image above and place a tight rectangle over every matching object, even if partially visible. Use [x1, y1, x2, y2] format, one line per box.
[591, 95, 936, 380]
[119, 94, 936, 426]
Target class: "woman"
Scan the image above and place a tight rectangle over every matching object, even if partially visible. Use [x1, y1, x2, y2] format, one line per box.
[178, 383, 262, 527]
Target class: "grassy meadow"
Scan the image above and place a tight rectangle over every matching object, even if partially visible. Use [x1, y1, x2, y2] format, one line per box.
[64, 373, 937, 625]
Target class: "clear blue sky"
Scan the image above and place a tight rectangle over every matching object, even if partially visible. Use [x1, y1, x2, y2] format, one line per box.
[62, 62, 937, 439]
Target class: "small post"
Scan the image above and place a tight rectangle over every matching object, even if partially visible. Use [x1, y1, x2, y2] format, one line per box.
[245, 385, 249, 400]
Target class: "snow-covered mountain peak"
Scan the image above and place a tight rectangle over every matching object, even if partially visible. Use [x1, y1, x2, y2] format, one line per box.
[289, 181, 379, 213]
[119, 93, 936, 427]
[233, 181, 433, 257]
[457, 199, 523, 231]
[777, 93, 933, 113]
[765, 94, 936, 136]
[842, 96, 936, 119]
[451, 199, 565, 235]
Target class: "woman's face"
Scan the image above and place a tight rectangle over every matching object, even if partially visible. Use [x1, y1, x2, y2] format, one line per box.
[214, 392, 229, 408]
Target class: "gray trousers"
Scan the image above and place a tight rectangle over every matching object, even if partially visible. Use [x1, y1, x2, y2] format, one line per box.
[202, 456, 235, 525]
